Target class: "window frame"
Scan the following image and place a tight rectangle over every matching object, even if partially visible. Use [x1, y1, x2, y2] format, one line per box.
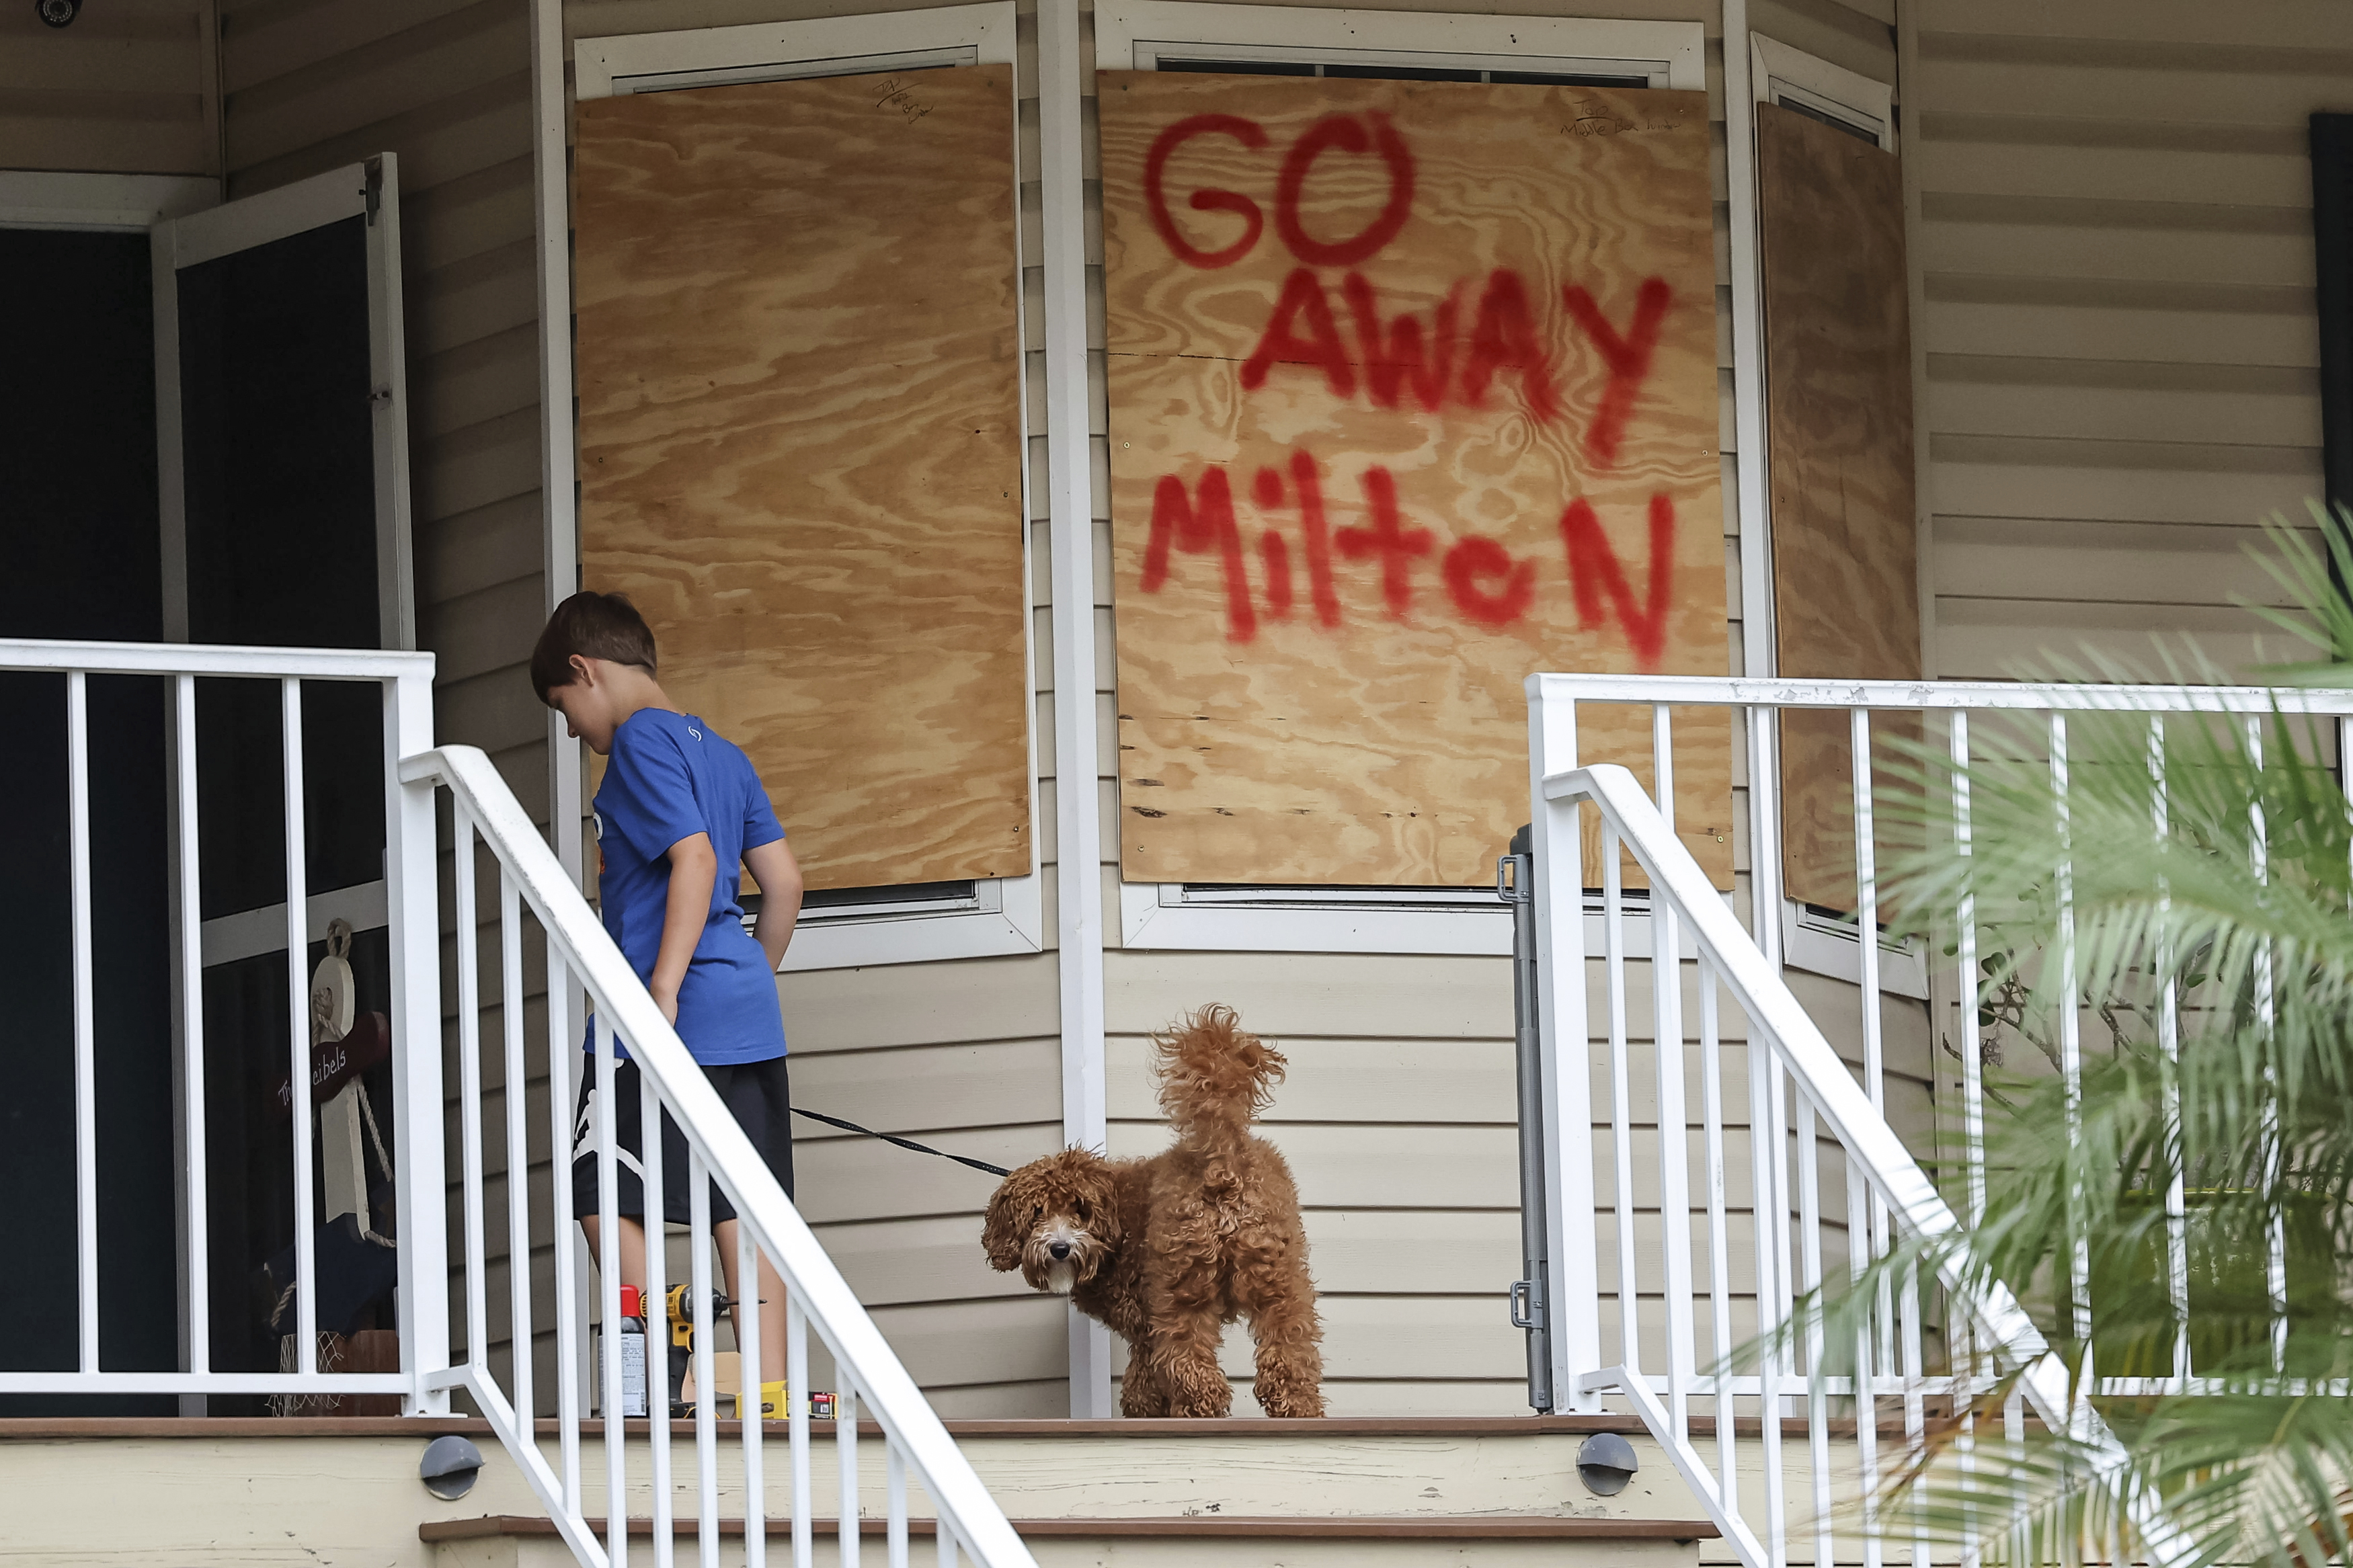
[1096, 2, 1709, 954]
[569, 3, 1043, 973]
[1749, 34, 1895, 151]
[1095, 2, 1706, 88]
[0, 171, 216, 231]
[1749, 34, 1915, 995]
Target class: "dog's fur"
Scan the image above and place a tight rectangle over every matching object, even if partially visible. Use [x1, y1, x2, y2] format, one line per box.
[982, 1005, 1324, 1417]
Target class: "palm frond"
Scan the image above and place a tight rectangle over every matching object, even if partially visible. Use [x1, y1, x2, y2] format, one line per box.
[1733, 503, 2353, 1568]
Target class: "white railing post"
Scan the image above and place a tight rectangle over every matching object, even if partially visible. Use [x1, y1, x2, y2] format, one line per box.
[1525, 676, 1601, 1409]
[383, 662, 451, 1413]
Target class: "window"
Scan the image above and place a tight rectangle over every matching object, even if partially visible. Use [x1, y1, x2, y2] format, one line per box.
[1749, 34, 1895, 152]
[1096, 3, 1708, 955]
[572, 6, 1041, 973]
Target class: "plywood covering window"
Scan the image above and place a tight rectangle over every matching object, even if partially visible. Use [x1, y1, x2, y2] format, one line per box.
[572, 48, 1031, 903]
[1752, 45, 1920, 920]
[1101, 56, 1732, 897]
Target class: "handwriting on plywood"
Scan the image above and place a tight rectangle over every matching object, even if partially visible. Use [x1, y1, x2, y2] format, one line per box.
[875, 75, 934, 124]
[1103, 73, 1731, 889]
[573, 66, 1029, 892]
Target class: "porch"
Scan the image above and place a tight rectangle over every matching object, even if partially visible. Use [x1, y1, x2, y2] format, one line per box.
[6, 0, 2352, 1563]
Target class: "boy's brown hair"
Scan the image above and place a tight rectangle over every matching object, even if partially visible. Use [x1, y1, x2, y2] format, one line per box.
[532, 590, 657, 702]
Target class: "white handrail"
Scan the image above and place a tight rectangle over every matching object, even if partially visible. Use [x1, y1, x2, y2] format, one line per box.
[1542, 759, 2191, 1568]
[0, 636, 432, 679]
[409, 744, 1038, 1568]
[1529, 670, 2353, 714]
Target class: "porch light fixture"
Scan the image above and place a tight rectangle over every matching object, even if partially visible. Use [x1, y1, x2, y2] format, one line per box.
[1577, 1431, 1640, 1496]
[419, 1435, 485, 1500]
[36, 0, 79, 26]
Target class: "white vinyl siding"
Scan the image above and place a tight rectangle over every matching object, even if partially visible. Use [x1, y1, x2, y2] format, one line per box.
[0, 0, 220, 177]
[1910, 0, 2348, 680]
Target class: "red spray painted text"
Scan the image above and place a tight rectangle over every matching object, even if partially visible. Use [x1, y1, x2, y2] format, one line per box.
[1143, 450, 1678, 668]
[1133, 108, 1691, 665]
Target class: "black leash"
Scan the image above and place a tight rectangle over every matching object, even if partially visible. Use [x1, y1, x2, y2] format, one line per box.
[791, 1107, 1010, 1178]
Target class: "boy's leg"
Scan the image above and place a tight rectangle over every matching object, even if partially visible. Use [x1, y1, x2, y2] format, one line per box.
[706, 1055, 795, 1406]
[578, 1214, 651, 1292]
[712, 1219, 789, 1385]
[571, 1055, 657, 1291]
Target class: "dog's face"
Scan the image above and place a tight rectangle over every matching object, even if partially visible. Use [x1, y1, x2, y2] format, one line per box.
[982, 1149, 1122, 1295]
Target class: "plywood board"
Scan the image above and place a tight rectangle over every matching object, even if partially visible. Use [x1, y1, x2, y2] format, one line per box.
[1101, 74, 1734, 890]
[573, 67, 1030, 891]
[1759, 104, 1920, 911]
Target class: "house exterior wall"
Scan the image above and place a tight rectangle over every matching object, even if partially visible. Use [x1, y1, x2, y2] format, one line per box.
[1, 0, 220, 177]
[1909, 0, 2352, 680]
[35, 0, 2334, 1422]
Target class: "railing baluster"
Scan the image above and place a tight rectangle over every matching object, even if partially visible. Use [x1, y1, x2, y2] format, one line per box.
[67, 671, 99, 1375]
[691, 1152, 720, 1568]
[2150, 719, 2189, 1391]
[789, 1291, 813, 1568]
[1851, 704, 1902, 1524]
[889, 1440, 910, 1568]
[1763, 1046, 1793, 1567]
[742, 1222, 767, 1568]
[1650, 705, 1697, 1444]
[1951, 711, 1983, 1229]
[2247, 716, 2286, 1372]
[500, 871, 533, 1427]
[1899, 1253, 1928, 1568]
[1745, 1018, 1787, 1566]
[2051, 713, 2090, 1346]
[644, 1069, 672, 1566]
[1697, 959, 1738, 1514]
[282, 676, 317, 1374]
[1848, 1147, 1879, 1568]
[839, 1380, 862, 1568]
[1601, 821, 1639, 1373]
[549, 938, 585, 1515]
[456, 811, 489, 1376]
[1951, 707, 1983, 1567]
[1796, 1095, 1831, 1568]
[596, 1013, 627, 1568]
[174, 673, 209, 1376]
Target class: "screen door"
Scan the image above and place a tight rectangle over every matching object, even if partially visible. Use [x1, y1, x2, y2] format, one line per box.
[150, 158, 414, 1401]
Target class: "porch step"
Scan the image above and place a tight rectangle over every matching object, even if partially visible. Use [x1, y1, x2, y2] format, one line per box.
[0, 1414, 1713, 1566]
[424, 1510, 1716, 1567]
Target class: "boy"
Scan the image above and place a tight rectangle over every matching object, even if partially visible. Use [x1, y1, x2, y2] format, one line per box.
[531, 589, 803, 1415]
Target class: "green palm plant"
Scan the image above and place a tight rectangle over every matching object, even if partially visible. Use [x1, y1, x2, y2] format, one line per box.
[1798, 503, 2353, 1568]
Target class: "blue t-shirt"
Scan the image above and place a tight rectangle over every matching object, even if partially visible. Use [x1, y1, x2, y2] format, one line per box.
[589, 709, 788, 1065]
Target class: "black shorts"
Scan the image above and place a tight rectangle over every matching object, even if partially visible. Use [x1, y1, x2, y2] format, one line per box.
[571, 1053, 795, 1227]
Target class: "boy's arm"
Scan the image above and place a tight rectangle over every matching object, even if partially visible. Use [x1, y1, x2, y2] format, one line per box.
[743, 838, 804, 972]
[649, 833, 720, 1025]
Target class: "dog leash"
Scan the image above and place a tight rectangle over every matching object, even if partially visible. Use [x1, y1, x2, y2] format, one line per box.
[791, 1106, 1010, 1178]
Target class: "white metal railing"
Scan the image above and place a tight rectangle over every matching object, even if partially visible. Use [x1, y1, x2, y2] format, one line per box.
[0, 637, 445, 1403]
[1, 638, 1035, 1568]
[414, 743, 1036, 1568]
[1524, 672, 2353, 1568]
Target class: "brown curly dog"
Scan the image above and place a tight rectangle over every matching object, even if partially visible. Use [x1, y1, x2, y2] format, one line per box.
[981, 1005, 1325, 1417]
